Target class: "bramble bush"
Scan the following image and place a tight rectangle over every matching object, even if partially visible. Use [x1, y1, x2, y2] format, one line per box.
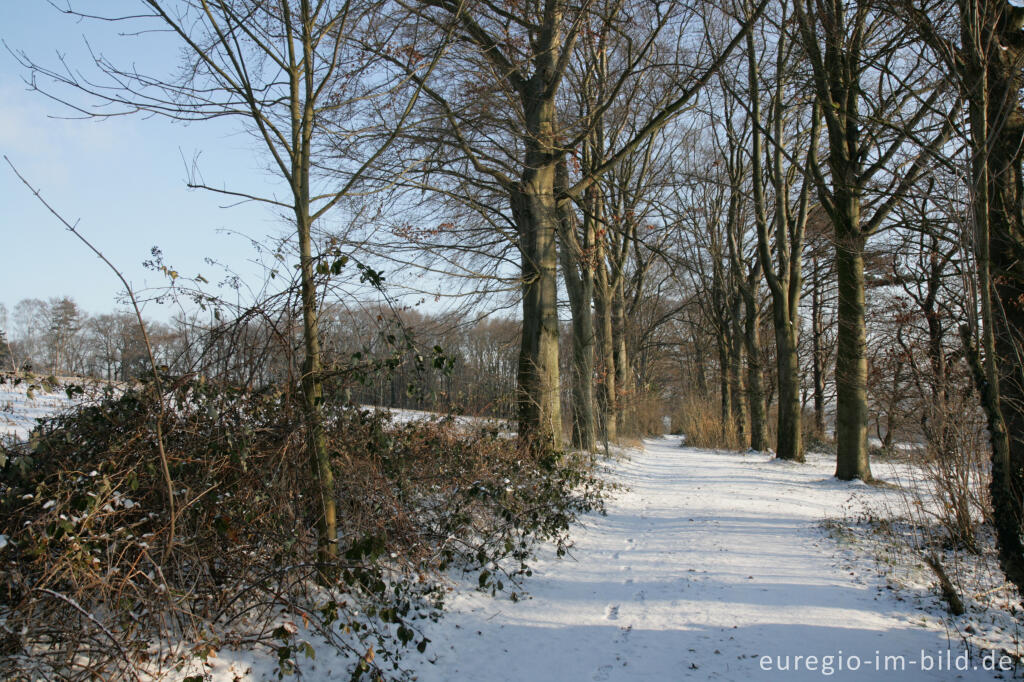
[0, 376, 606, 680]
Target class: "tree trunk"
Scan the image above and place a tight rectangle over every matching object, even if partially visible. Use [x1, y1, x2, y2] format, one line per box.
[558, 161, 596, 451]
[834, 224, 871, 480]
[514, 82, 562, 449]
[292, 17, 337, 574]
[717, 328, 732, 428]
[744, 295, 768, 451]
[729, 295, 748, 443]
[986, 57, 1024, 600]
[297, 213, 337, 571]
[693, 329, 709, 395]
[775, 323, 804, 462]
[960, 2, 1024, 592]
[811, 253, 826, 436]
[594, 237, 618, 442]
[514, 176, 562, 449]
[744, 21, 810, 461]
[566, 270, 596, 450]
[612, 276, 631, 433]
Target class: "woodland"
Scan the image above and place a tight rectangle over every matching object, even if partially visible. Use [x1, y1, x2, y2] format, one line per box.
[3, 0, 1024, 679]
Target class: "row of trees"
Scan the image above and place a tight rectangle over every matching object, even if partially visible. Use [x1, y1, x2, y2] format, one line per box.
[653, 0, 1024, 590]
[13, 0, 1024, 590]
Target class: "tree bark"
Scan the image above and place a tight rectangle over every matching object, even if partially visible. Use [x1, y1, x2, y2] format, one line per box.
[297, 212, 337, 570]
[717, 324, 732, 428]
[513, 169, 563, 449]
[729, 293, 749, 442]
[775, 324, 804, 462]
[513, 63, 563, 448]
[594, 232, 618, 442]
[959, 0, 1024, 592]
[811, 253, 827, 436]
[834, 225, 872, 480]
[612, 275, 632, 433]
[744, 295, 768, 450]
[745, 15, 812, 461]
[558, 161, 596, 450]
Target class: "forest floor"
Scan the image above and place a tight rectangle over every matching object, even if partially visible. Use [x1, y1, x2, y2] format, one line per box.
[202, 434, 1021, 680]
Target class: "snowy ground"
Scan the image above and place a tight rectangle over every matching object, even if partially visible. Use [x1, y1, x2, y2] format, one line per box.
[6, 382, 1016, 679]
[364, 404, 511, 432]
[398, 437, 1012, 682]
[0, 375, 77, 441]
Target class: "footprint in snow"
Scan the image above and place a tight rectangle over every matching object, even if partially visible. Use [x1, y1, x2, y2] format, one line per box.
[605, 604, 620, 620]
[593, 664, 613, 680]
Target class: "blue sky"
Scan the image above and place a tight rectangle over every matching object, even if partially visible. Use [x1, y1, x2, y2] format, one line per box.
[0, 2, 290, 322]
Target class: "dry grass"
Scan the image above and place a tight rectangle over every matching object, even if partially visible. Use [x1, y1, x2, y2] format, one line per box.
[670, 395, 743, 450]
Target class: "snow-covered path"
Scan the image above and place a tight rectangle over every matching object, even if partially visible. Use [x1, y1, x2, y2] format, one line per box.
[410, 436, 996, 681]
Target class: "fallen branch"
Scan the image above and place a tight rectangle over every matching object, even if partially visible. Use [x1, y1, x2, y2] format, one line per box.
[924, 553, 966, 616]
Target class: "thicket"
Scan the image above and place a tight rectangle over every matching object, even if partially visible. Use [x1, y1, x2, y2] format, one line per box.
[0, 376, 606, 680]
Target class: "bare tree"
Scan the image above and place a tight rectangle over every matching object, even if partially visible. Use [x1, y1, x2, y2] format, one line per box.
[893, 0, 1024, 593]
[366, 0, 768, 448]
[793, 0, 954, 480]
[15, 0, 439, 570]
[743, 2, 819, 460]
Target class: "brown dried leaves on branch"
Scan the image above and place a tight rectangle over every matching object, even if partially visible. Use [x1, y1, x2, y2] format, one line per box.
[0, 377, 606, 680]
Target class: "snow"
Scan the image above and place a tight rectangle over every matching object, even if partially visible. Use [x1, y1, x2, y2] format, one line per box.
[5, 382, 1013, 679]
[0, 376, 76, 442]
[866, 436, 925, 453]
[364, 404, 512, 432]
[195, 436, 1013, 680]
[399, 437, 1005, 681]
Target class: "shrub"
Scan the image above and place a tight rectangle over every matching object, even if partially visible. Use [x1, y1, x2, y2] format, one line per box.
[0, 377, 606, 680]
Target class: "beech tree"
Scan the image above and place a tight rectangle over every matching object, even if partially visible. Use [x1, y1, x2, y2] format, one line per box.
[374, 0, 767, 447]
[803, 210, 836, 438]
[793, 0, 954, 480]
[703, 71, 766, 450]
[953, 0, 1024, 593]
[742, 1, 818, 461]
[892, 0, 1024, 593]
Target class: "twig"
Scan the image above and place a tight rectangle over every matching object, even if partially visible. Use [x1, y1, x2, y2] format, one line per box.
[4, 155, 177, 562]
[36, 588, 143, 681]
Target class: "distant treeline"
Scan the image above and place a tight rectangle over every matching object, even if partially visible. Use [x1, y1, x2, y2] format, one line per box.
[0, 297, 520, 418]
